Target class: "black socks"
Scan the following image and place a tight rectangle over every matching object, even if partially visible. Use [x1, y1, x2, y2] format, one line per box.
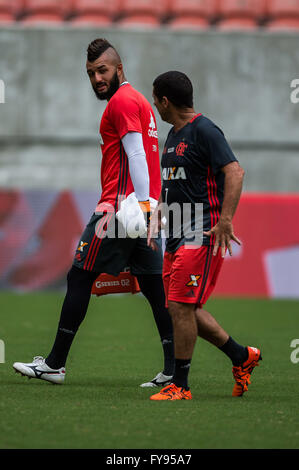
[161, 337, 175, 376]
[45, 266, 98, 369]
[46, 269, 175, 371]
[46, 328, 76, 369]
[170, 337, 248, 390]
[136, 274, 175, 375]
[173, 358, 191, 390]
[218, 336, 248, 366]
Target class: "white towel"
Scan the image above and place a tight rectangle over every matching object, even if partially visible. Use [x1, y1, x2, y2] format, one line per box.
[116, 193, 158, 239]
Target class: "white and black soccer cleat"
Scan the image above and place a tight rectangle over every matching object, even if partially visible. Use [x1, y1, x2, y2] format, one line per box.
[140, 371, 173, 388]
[13, 356, 65, 384]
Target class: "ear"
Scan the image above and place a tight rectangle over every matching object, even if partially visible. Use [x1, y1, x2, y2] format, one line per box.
[117, 63, 123, 78]
[162, 96, 169, 108]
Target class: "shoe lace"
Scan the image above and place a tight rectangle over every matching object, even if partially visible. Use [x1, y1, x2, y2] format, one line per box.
[160, 384, 189, 398]
[154, 372, 164, 381]
[160, 384, 177, 396]
[232, 366, 250, 386]
[244, 362, 258, 375]
[33, 356, 45, 364]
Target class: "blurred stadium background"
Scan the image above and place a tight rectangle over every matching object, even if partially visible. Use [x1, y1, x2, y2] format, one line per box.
[0, 0, 299, 296]
[1, 0, 299, 450]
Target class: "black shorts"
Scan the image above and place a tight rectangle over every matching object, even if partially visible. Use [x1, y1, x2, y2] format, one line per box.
[73, 212, 163, 276]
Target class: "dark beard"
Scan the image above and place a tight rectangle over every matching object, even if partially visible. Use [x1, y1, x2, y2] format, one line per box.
[93, 71, 120, 101]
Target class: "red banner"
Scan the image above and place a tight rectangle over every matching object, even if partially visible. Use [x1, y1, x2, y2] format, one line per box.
[0, 191, 298, 297]
[214, 193, 299, 298]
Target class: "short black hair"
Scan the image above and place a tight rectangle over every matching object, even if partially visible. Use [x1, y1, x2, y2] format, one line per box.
[87, 38, 120, 63]
[153, 71, 193, 108]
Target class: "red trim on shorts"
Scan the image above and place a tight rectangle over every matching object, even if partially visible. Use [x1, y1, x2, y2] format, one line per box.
[88, 212, 114, 271]
[84, 213, 111, 270]
[197, 245, 213, 305]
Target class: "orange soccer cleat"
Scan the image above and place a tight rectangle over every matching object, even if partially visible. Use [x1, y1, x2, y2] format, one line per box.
[232, 346, 262, 397]
[150, 383, 192, 401]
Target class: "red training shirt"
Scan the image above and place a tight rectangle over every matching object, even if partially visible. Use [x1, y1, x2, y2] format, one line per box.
[98, 83, 161, 211]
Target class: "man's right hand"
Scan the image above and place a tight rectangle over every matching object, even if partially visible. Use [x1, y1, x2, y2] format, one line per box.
[147, 205, 161, 251]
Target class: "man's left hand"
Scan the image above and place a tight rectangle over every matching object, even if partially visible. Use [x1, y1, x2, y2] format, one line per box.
[203, 218, 241, 258]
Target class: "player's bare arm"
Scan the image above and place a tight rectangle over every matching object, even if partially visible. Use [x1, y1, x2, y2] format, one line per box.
[204, 161, 244, 258]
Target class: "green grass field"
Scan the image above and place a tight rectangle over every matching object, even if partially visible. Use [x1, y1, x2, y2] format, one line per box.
[0, 292, 299, 449]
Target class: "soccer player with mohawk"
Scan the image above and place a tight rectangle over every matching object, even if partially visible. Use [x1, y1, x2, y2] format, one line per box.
[13, 39, 175, 388]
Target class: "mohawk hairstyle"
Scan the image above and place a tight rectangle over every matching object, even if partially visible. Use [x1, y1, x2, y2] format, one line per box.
[87, 38, 121, 63]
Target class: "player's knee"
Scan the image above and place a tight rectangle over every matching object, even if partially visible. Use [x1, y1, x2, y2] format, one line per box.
[195, 307, 206, 319]
[168, 301, 194, 319]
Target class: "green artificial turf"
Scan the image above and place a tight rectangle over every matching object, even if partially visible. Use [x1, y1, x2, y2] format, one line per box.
[0, 292, 299, 449]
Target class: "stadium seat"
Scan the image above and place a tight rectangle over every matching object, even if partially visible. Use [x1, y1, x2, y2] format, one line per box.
[117, 15, 161, 28]
[0, 13, 14, 24]
[71, 0, 118, 26]
[266, 0, 299, 30]
[117, 0, 167, 28]
[216, 0, 266, 29]
[168, 17, 210, 29]
[266, 0, 299, 17]
[12, 0, 25, 15]
[0, 0, 15, 24]
[21, 0, 70, 24]
[168, 0, 216, 29]
[266, 17, 299, 30]
[0, 0, 25, 15]
[71, 15, 113, 26]
[217, 17, 258, 30]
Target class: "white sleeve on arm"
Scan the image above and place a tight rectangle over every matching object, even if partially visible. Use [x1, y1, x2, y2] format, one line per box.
[121, 131, 150, 201]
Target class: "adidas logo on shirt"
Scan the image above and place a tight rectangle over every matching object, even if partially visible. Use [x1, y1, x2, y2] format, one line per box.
[148, 112, 158, 138]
